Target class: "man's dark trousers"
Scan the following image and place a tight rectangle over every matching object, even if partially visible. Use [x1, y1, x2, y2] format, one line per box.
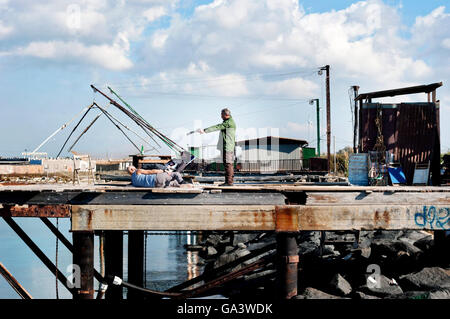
[223, 151, 234, 185]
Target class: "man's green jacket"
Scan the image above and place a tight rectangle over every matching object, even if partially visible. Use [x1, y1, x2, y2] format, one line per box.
[204, 116, 236, 152]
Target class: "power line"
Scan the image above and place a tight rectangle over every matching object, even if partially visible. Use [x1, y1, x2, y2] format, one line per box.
[93, 68, 320, 89]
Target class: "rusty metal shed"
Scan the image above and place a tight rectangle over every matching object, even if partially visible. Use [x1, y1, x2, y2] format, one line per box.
[355, 82, 442, 185]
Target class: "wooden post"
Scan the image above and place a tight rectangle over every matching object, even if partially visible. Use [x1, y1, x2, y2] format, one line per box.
[104, 231, 123, 300]
[127, 230, 144, 299]
[276, 232, 298, 299]
[73, 232, 94, 299]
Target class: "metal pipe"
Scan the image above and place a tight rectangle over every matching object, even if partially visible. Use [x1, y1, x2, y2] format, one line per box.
[352, 85, 360, 153]
[0, 262, 33, 299]
[2, 216, 75, 295]
[276, 232, 298, 299]
[325, 65, 331, 174]
[73, 232, 94, 299]
[316, 99, 320, 156]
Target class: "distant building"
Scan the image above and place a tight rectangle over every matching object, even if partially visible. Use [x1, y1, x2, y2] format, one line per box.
[236, 136, 308, 173]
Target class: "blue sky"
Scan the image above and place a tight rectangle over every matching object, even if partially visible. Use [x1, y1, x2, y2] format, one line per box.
[0, 0, 449, 159]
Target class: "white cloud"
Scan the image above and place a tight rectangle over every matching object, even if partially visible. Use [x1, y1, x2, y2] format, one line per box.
[0, 0, 178, 69]
[12, 41, 133, 70]
[139, 0, 435, 95]
[143, 6, 166, 22]
[0, 20, 12, 38]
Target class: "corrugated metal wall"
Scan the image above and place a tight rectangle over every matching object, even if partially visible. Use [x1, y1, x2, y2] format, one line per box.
[237, 143, 303, 172]
[359, 102, 440, 185]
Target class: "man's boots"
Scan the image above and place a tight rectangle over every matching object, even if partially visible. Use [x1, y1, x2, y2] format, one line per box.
[218, 163, 234, 186]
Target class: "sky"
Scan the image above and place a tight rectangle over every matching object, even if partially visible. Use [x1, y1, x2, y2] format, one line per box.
[0, 0, 449, 159]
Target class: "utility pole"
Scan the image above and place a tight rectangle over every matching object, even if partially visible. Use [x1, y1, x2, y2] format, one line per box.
[319, 65, 331, 173]
[352, 85, 360, 153]
[333, 135, 336, 175]
[309, 99, 320, 156]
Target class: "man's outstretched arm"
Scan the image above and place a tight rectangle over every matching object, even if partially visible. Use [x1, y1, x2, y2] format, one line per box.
[199, 121, 232, 134]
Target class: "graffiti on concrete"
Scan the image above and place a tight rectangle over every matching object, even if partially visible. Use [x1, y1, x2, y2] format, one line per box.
[414, 206, 450, 230]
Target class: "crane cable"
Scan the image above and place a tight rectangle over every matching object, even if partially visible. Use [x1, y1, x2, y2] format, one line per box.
[93, 85, 186, 154]
[56, 104, 94, 158]
[93, 103, 158, 153]
[107, 87, 180, 152]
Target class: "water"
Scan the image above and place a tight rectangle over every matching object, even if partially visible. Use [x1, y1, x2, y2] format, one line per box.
[0, 218, 202, 299]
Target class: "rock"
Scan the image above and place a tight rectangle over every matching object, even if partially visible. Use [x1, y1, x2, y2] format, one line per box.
[232, 233, 259, 246]
[359, 274, 403, 297]
[295, 287, 345, 299]
[246, 234, 276, 251]
[398, 230, 432, 246]
[244, 269, 276, 281]
[324, 231, 356, 243]
[428, 289, 450, 299]
[370, 239, 423, 263]
[360, 247, 371, 259]
[322, 245, 339, 256]
[205, 234, 223, 246]
[329, 273, 352, 296]
[298, 241, 320, 256]
[224, 246, 234, 253]
[213, 247, 251, 269]
[399, 267, 450, 291]
[237, 242, 247, 249]
[413, 236, 434, 251]
[390, 289, 450, 299]
[354, 291, 381, 299]
[207, 246, 218, 257]
[358, 236, 372, 249]
[372, 230, 404, 241]
[385, 291, 431, 299]
[298, 231, 321, 245]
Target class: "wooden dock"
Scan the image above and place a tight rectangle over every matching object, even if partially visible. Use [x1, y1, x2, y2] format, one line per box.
[0, 183, 449, 299]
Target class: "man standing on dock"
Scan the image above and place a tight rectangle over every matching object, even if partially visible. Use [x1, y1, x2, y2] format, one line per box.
[198, 108, 236, 186]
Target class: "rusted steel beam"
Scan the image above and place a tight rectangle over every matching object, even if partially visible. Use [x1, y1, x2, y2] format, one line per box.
[0, 262, 33, 299]
[71, 204, 450, 232]
[275, 206, 299, 232]
[71, 205, 277, 231]
[355, 82, 443, 101]
[0, 205, 70, 218]
[276, 233, 299, 299]
[305, 192, 450, 206]
[296, 205, 450, 231]
[2, 216, 75, 295]
[73, 232, 94, 299]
